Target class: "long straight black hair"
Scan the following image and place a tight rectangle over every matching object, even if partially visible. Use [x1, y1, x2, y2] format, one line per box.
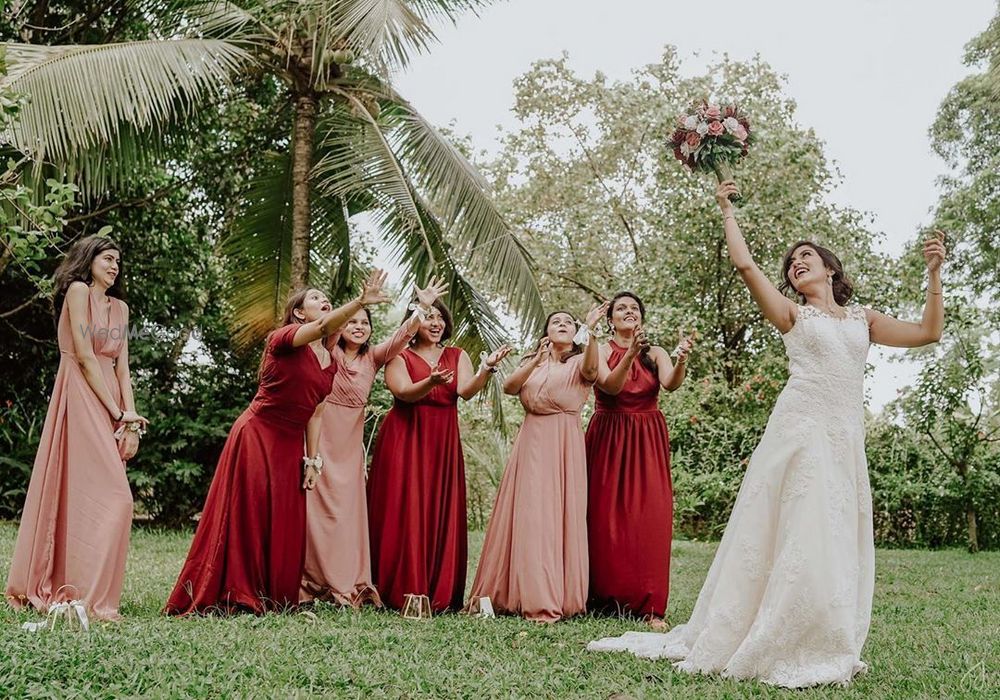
[52, 235, 124, 327]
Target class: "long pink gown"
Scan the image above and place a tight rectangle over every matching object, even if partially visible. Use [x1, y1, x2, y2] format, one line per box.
[468, 354, 593, 622]
[300, 323, 414, 606]
[6, 291, 133, 620]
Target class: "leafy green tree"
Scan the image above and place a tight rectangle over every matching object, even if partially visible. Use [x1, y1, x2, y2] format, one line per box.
[471, 50, 901, 536]
[0, 48, 77, 314]
[931, 4, 1000, 313]
[1, 0, 543, 355]
[893, 306, 1000, 552]
[484, 50, 894, 388]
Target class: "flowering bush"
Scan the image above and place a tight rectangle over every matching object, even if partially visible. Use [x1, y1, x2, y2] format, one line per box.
[670, 100, 752, 185]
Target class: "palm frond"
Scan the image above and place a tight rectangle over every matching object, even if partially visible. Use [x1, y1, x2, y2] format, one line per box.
[336, 75, 544, 334]
[1, 39, 252, 166]
[313, 91, 437, 264]
[377, 188, 511, 427]
[314, 0, 437, 74]
[180, 0, 279, 45]
[315, 97, 512, 421]
[222, 150, 352, 349]
[404, 0, 492, 22]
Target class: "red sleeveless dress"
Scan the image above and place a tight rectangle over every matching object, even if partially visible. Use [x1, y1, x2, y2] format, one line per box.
[367, 346, 467, 612]
[585, 341, 673, 618]
[165, 324, 336, 615]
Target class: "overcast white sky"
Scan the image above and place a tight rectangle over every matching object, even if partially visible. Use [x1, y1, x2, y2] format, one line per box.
[393, 0, 997, 413]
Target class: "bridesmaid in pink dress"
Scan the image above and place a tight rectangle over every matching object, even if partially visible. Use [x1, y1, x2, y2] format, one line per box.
[468, 304, 607, 622]
[301, 277, 449, 606]
[6, 235, 148, 621]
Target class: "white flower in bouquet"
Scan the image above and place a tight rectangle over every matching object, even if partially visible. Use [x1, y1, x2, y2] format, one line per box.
[669, 99, 754, 202]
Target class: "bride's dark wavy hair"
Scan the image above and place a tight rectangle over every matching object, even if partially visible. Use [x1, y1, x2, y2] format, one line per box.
[779, 241, 855, 306]
[52, 235, 124, 326]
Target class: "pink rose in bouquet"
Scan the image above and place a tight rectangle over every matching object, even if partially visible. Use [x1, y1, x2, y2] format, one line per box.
[668, 98, 753, 200]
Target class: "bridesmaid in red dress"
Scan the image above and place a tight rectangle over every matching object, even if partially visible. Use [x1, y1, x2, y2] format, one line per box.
[367, 300, 511, 612]
[586, 291, 694, 628]
[165, 271, 392, 615]
[6, 236, 147, 621]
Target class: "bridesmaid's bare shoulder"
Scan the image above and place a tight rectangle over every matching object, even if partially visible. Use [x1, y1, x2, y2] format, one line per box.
[66, 280, 90, 298]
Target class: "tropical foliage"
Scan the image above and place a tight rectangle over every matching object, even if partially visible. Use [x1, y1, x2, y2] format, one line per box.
[0, 0, 543, 357]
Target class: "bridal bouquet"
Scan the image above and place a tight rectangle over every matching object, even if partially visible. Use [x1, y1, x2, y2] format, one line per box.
[670, 101, 752, 195]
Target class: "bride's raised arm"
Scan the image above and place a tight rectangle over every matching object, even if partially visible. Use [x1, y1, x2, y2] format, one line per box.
[716, 180, 798, 334]
[865, 233, 945, 347]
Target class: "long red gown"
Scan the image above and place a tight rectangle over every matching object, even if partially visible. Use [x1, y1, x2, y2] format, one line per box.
[367, 346, 467, 612]
[165, 324, 336, 615]
[585, 341, 673, 619]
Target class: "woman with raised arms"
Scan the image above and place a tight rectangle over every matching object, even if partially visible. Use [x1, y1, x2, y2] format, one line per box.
[301, 277, 449, 607]
[590, 181, 946, 688]
[468, 304, 606, 622]
[165, 271, 391, 615]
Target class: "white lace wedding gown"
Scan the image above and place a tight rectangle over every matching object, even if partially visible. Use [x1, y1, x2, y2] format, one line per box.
[588, 304, 874, 688]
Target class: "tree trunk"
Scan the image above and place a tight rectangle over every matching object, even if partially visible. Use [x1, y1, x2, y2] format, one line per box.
[957, 460, 979, 553]
[289, 93, 318, 293]
[966, 501, 979, 554]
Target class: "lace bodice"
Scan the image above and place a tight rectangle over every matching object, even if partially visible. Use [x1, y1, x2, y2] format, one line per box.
[783, 304, 870, 380]
[778, 304, 870, 421]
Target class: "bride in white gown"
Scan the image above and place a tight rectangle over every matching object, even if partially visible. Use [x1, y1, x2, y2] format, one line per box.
[588, 180, 947, 688]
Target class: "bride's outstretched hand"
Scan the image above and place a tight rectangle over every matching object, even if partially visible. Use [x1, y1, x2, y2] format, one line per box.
[923, 231, 947, 273]
[716, 180, 740, 213]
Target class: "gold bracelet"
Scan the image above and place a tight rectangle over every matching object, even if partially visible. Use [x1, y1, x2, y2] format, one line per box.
[928, 288, 942, 295]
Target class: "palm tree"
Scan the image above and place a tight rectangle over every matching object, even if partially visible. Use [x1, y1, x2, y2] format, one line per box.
[0, 0, 543, 355]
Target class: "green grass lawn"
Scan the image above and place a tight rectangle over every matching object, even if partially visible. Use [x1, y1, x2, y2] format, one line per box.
[1, 522, 997, 699]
